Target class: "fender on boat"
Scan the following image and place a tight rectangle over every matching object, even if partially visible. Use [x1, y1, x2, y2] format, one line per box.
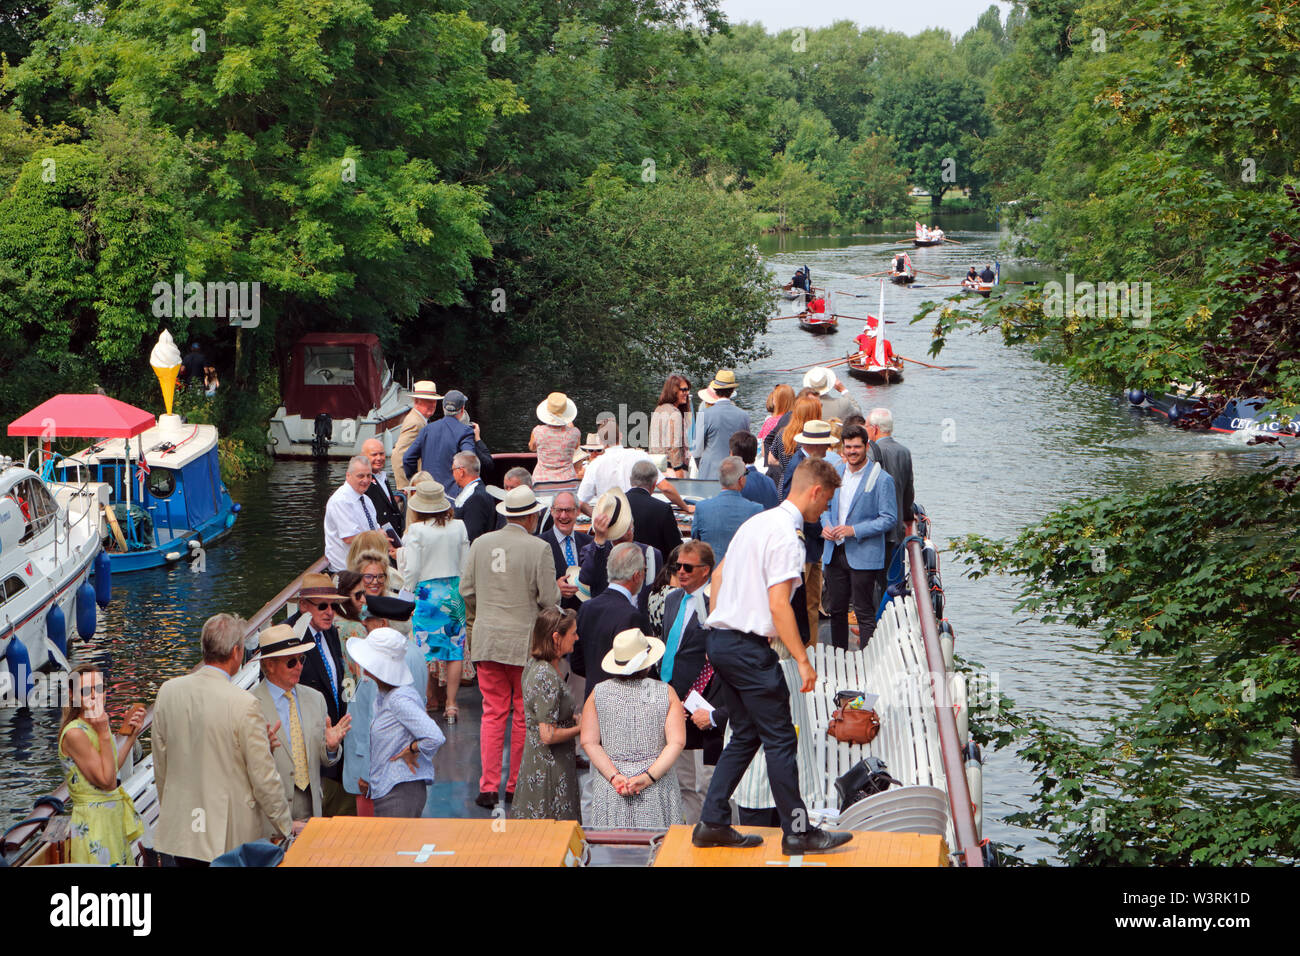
[94, 550, 113, 607]
[3, 637, 34, 707]
[76, 582, 97, 639]
[46, 604, 67, 660]
[964, 741, 984, 839]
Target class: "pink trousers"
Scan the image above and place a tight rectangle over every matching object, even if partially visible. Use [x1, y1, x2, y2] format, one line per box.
[477, 661, 525, 794]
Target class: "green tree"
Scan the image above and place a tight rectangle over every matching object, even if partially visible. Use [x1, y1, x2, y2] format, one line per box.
[747, 152, 837, 230]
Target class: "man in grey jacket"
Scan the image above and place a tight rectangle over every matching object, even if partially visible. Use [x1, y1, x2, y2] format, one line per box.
[866, 407, 915, 581]
[691, 369, 751, 480]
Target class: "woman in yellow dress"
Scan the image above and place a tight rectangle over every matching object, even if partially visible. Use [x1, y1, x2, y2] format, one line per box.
[57, 663, 146, 865]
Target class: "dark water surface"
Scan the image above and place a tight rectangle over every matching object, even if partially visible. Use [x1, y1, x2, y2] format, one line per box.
[5, 220, 1296, 862]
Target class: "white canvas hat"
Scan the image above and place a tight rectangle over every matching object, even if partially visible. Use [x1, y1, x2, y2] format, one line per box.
[495, 485, 547, 518]
[601, 628, 666, 676]
[345, 627, 413, 687]
[802, 366, 837, 395]
[795, 419, 837, 445]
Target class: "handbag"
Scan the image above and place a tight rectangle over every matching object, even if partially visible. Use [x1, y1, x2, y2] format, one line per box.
[826, 706, 880, 745]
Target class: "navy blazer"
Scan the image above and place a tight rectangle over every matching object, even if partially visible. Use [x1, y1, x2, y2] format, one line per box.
[662, 597, 730, 764]
[576, 587, 647, 698]
[402, 415, 476, 489]
[869, 436, 915, 543]
[541, 526, 593, 611]
[626, 486, 682, 560]
[740, 464, 779, 510]
[577, 539, 662, 614]
[819, 461, 897, 570]
[690, 488, 761, 561]
[455, 480, 502, 543]
[364, 474, 404, 536]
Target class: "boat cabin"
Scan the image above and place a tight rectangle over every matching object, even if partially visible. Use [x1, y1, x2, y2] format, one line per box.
[283, 333, 388, 422]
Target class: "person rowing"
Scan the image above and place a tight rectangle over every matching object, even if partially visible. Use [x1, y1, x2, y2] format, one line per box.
[893, 253, 908, 275]
[854, 322, 894, 366]
[965, 266, 978, 285]
[791, 266, 812, 295]
[979, 263, 996, 284]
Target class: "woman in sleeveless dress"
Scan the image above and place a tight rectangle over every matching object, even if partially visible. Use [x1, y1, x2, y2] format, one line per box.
[581, 628, 685, 828]
[57, 664, 146, 865]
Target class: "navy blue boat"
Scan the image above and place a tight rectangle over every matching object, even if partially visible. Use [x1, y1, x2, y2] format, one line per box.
[1128, 390, 1299, 438]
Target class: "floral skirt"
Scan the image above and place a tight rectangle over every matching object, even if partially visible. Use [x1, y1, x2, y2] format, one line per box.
[412, 576, 467, 662]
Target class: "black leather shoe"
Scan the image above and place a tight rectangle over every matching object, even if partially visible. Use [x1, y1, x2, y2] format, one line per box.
[691, 822, 764, 849]
[781, 827, 853, 855]
[474, 791, 499, 809]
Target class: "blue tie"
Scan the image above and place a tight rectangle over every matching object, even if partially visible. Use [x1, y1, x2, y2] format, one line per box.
[563, 535, 576, 567]
[662, 597, 692, 682]
[315, 632, 339, 712]
[359, 495, 377, 530]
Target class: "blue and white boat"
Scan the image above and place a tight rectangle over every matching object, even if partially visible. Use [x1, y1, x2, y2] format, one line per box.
[1128, 387, 1300, 438]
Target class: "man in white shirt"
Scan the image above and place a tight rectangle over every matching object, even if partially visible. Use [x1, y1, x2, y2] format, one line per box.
[693, 457, 854, 856]
[576, 437, 694, 514]
[323, 455, 381, 571]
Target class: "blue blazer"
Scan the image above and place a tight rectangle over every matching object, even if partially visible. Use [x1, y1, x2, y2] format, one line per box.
[819, 461, 897, 570]
[403, 416, 475, 488]
[691, 400, 750, 480]
[690, 489, 761, 561]
[740, 464, 779, 510]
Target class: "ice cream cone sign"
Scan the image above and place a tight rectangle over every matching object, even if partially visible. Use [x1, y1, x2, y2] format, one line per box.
[151, 329, 182, 415]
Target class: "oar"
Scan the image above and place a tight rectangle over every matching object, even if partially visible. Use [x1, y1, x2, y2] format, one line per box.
[769, 313, 808, 321]
[914, 269, 947, 278]
[833, 313, 895, 323]
[852, 271, 892, 278]
[898, 354, 975, 371]
[778, 353, 861, 373]
[1000, 280, 1039, 286]
[942, 237, 963, 244]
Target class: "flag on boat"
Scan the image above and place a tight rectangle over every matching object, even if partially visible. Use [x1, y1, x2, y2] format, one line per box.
[875, 281, 887, 367]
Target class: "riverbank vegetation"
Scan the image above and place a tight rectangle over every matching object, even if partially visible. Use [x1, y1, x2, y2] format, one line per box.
[930, 0, 1300, 865]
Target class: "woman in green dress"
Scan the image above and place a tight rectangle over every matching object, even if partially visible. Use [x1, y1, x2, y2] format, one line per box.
[512, 608, 581, 821]
[57, 663, 146, 865]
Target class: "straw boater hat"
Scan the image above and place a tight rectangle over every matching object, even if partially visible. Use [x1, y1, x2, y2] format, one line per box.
[580, 432, 604, 452]
[795, 419, 837, 445]
[256, 623, 314, 660]
[601, 628, 666, 676]
[709, 369, 737, 391]
[297, 572, 345, 604]
[411, 380, 443, 401]
[536, 391, 578, 427]
[409, 480, 451, 515]
[802, 366, 838, 395]
[495, 485, 547, 518]
[346, 627, 413, 687]
[592, 486, 633, 541]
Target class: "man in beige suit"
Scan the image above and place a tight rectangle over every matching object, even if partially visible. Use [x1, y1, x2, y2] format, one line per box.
[392, 380, 442, 489]
[460, 486, 561, 809]
[153, 614, 297, 866]
[251, 624, 351, 822]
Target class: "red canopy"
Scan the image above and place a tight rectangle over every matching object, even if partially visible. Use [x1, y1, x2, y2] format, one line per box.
[8, 394, 156, 439]
[281, 333, 385, 420]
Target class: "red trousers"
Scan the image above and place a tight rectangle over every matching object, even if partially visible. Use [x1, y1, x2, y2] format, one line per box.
[477, 660, 525, 794]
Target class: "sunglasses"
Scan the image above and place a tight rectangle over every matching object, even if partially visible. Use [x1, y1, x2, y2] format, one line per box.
[283, 655, 305, 668]
[351, 589, 365, 600]
[672, 562, 703, 573]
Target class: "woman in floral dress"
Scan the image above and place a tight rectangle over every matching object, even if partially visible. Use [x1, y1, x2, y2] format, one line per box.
[58, 663, 146, 865]
[512, 608, 582, 821]
[400, 480, 470, 722]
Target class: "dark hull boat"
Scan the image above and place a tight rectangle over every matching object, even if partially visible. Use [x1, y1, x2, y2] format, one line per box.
[912, 238, 944, 247]
[890, 271, 916, 284]
[1129, 390, 1300, 437]
[799, 314, 838, 334]
[846, 358, 904, 384]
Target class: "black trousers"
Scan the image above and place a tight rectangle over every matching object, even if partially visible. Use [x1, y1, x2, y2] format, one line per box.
[825, 545, 883, 650]
[160, 853, 210, 868]
[700, 629, 806, 835]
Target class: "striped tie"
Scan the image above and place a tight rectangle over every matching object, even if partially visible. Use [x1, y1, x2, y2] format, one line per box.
[288, 691, 309, 791]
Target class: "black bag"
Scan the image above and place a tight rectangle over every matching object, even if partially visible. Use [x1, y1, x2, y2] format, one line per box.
[834, 756, 903, 813]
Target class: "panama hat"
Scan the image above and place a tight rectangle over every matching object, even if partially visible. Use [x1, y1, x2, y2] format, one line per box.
[409, 479, 451, 515]
[697, 386, 719, 406]
[537, 391, 578, 426]
[496, 485, 547, 518]
[592, 486, 633, 541]
[795, 419, 837, 445]
[601, 628, 666, 676]
[346, 627, 413, 687]
[802, 366, 838, 395]
[411, 380, 443, 401]
[709, 369, 737, 390]
[256, 623, 315, 660]
[580, 432, 604, 452]
[297, 572, 345, 603]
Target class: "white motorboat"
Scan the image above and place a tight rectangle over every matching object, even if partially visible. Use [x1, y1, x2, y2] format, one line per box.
[0, 459, 109, 707]
[266, 333, 412, 459]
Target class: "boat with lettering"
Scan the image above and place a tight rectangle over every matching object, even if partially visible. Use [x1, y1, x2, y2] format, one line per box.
[267, 333, 412, 459]
[0, 456, 108, 707]
[1127, 387, 1299, 438]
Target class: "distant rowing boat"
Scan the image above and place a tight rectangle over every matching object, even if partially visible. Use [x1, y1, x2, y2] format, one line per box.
[799, 312, 839, 334]
[846, 355, 905, 384]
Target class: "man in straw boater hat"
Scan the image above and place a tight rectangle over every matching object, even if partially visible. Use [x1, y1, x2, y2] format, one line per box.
[286, 572, 353, 815]
[460, 485, 561, 809]
[693, 457, 855, 855]
[802, 365, 861, 425]
[692, 369, 752, 481]
[251, 624, 352, 823]
[778, 419, 840, 645]
[393, 380, 442, 490]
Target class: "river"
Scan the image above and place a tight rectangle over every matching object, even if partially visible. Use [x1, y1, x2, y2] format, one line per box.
[4, 215, 1296, 862]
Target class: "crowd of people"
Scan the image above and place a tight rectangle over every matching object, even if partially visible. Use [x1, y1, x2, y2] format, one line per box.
[59, 367, 917, 864]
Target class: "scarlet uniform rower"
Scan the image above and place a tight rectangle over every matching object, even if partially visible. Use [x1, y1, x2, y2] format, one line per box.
[854, 319, 894, 364]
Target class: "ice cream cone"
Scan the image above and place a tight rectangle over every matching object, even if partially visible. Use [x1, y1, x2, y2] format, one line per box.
[153, 363, 181, 414]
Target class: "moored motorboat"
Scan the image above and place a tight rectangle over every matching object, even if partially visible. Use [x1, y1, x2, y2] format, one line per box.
[267, 333, 412, 459]
[1127, 388, 1300, 437]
